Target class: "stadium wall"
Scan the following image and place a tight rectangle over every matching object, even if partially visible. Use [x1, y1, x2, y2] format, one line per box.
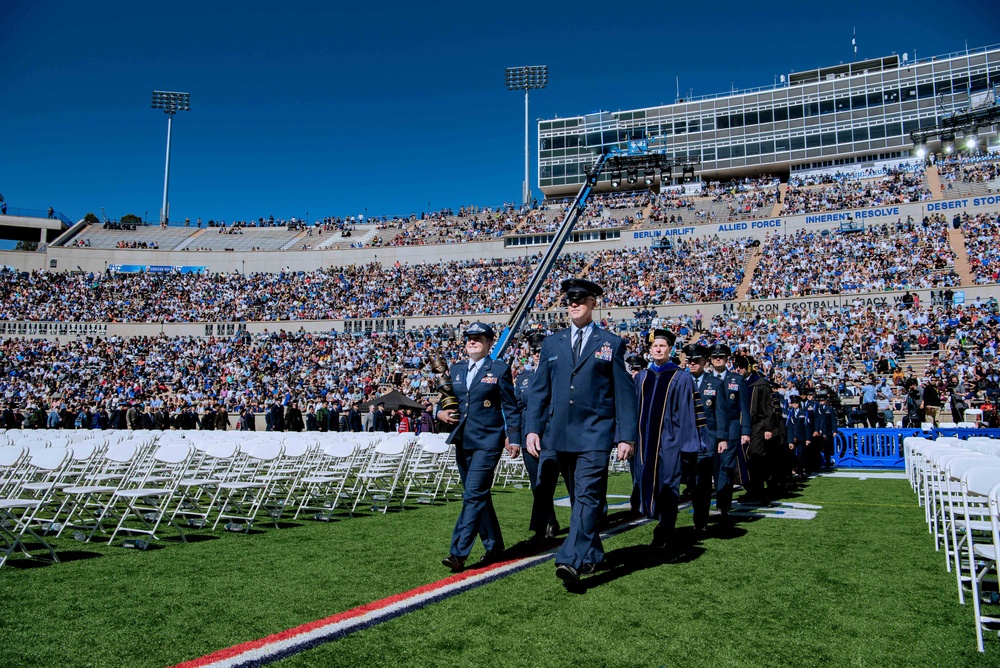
[4, 193, 998, 275]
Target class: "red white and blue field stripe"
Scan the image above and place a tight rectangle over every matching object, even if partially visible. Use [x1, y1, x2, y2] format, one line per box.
[173, 516, 649, 668]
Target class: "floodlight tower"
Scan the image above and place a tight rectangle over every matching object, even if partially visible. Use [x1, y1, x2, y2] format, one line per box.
[150, 91, 191, 224]
[505, 66, 548, 207]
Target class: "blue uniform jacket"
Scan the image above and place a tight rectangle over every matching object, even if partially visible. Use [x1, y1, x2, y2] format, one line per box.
[693, 372, 726, 446]
[513, 368, 533, 426]
[786, 407, 809, 444]
[446, 356, 520, 450]
[816, 404, 837, 439]
[525, 325, 638, 452]
[716, 369, 751, 443]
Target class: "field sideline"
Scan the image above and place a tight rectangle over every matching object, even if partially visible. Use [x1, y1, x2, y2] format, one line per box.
[1, 473, 997, 667]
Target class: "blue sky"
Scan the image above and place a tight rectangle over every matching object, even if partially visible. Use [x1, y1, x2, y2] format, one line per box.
[0, 1, 997, 225]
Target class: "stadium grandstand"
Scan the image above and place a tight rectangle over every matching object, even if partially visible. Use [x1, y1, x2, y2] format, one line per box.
[538, 44, 1000, 197]
[6, 42, 1000, 666]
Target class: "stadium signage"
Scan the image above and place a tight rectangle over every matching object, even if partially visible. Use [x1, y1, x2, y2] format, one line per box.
[632, 227, 695, 239]
[926, 199, 969, 211]
[803, 206, 899, 224]
[926, 195, 1000, 211]
[722, 295, 896, 313]
[717, 219, 781, 232]
[109, 264, 209, 274]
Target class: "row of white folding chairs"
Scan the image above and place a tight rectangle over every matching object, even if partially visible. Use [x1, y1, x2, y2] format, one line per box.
[905, 435, 1000, 652]
[1, 430, 461, 568]
[0, 435, 167, 566]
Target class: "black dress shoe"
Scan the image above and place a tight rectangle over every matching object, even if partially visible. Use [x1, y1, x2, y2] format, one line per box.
[555, 563, 579, 585]
[527, 532, 546, 547]
[441, 555, 465, 572]
[544, 523, 559, 539]
[476, 550, 504, 567]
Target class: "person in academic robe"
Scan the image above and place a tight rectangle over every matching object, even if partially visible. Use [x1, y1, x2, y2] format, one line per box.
[633, 330, 705, 549]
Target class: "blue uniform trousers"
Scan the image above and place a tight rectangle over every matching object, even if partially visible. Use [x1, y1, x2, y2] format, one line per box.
[450, 446, 503, 558]
[555, 450, 608, 570]
[714, 445, 739, 514]
[523, 448, 559, 533]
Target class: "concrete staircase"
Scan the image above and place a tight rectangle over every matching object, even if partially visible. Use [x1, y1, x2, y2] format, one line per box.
[631, 202, 654, 229]
[770, 183, 787, 217]
[925, 165, 944, 200]
[946, 226, 976, 284]
[735, 248, 763, 299]
[173, 228, 209, 251]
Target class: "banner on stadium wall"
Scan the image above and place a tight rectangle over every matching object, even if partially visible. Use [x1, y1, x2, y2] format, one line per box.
[109, 264, 208, 274]
[627, 194, 1000, 249]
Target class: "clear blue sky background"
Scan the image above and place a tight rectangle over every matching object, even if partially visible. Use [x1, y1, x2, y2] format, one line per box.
[0, 1, 996, 225]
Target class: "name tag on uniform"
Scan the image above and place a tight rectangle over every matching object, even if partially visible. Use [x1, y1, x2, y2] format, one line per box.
[481, 375, 498, 384]
[548, 356, 559, 361]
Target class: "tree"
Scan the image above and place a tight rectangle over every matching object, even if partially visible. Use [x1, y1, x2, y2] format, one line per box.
[120, 213, 142, 226]
[84, 212, 99, 224]
[14, 240, 38, 251]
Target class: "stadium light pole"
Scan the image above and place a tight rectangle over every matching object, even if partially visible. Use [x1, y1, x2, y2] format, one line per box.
[151, 91, 191, 224]
[505, 66, 548, 207]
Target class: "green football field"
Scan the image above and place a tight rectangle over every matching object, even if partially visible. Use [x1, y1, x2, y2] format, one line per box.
[1, 472, 997, 667]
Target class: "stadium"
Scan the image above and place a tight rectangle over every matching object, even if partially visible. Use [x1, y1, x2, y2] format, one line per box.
[3, 29, 1000, 667]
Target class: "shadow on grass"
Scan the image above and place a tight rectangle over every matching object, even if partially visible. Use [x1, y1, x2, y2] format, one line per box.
[161, 533, 220, 544]
[548, 525, 733, 594]
[574, 540, 707, 594]
[4, 549, 103, 569]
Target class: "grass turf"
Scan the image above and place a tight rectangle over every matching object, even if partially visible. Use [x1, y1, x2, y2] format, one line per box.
[1, 473, 997, 667]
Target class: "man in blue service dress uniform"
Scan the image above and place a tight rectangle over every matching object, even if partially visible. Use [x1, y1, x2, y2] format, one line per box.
[438, 322, 520, 572]
[683, 343, 725, 536]
[708, 344, 751, 523]
[525, 279, 638, 589]
[512, 332, 560, 544]
[632, 331, 705, 549]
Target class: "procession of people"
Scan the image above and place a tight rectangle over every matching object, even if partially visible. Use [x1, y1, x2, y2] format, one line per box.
[437, 276, 825, 591]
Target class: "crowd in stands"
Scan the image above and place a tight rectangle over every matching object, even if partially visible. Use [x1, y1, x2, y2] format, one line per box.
[7, 297, 1000, 432]
[647, 192, 697, 225]
[937, 154, 1000, 191]
[964, 211, 1000, 284]
[700, 176, 781, 221]
[782, 166, 931, 215]
[749, 217, 959, 299]
[6, 203, 989, 323]
[0, 236, 760, 324]
[583, 236, 748, 306]
[115, 240, 160, 249]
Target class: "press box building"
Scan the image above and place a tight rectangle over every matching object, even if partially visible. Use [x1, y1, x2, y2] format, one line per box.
[537, 45, 1000, 198]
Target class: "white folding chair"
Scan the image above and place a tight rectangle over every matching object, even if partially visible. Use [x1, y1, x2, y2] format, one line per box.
[294, 440, 359, 520]
[944, 456, 998, 597]
[208, 442, 285, 532]
[0, 447, 72, 568]
[170, 441, 241, 529]
[55, 441, 143, 541]
[104, 443, 196, 547]
[963, 467, 1000, 652]
[0, 445, 28, 499]
[402, 438, 452, 505]
[351, 436, 414, 514]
